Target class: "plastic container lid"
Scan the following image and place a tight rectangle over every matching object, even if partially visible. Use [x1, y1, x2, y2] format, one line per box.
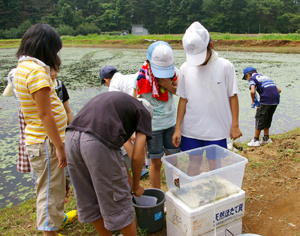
[134, 195, 158, 207]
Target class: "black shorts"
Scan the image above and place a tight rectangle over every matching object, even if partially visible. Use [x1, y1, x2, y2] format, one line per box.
[255, 104, 278, 130]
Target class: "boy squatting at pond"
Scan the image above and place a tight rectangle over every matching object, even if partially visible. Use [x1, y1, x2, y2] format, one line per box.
[242, 67, 281, 147]
[99, 65, 142, 170]
[65, 92, 153, 236]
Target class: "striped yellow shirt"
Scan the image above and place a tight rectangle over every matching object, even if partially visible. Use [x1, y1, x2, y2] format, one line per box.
[14, 57, 67, 145]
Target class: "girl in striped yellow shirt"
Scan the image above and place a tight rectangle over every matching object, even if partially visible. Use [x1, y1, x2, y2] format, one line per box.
[14, 23, 69, 236]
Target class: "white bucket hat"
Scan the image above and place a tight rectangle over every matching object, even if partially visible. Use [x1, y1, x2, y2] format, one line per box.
[137, 98, 153, 118]
[183, 22, 210, 66]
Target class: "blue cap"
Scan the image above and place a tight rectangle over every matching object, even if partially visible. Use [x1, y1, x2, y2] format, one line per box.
[99, 65, 118, 84]
[242, 67, 257, 80]
[147, 41, 175, 78]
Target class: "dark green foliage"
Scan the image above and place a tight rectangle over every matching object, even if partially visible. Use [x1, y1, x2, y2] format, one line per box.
[0, 0, 300, 38]
[73, 23, 101, 36]
[55, 24, 74, 36]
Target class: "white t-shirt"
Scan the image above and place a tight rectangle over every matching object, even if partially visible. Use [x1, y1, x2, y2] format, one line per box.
[109, 72, 138, 96]
[176, 50, 238, 140]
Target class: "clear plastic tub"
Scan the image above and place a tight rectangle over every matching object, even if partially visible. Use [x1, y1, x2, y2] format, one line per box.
[162, 145, 248, 208]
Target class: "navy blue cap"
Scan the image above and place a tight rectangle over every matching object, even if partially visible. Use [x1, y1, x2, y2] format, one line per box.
[242, 67, 257, 80]
[99, 65, 118, 84]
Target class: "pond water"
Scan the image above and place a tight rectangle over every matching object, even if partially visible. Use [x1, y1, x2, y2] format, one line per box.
[0, 47, 299, 208]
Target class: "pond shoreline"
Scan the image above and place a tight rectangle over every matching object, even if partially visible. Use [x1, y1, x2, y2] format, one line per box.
[61, 39, 300, 54]
[2, 39, 300, 54]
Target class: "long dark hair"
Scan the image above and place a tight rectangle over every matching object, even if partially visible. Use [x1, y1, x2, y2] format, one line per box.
[16, 23, 62, 70]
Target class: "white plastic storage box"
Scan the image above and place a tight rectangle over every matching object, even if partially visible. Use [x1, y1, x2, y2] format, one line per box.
[166, 190, 245, 236]
[162, 145, 248, 208]
[167, 217, 242, 236]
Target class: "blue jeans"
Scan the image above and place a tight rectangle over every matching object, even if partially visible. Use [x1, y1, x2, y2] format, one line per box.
[147, 125, 180, 159]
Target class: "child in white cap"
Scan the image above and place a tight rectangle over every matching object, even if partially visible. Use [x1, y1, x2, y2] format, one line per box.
[172, 22, 242, 175]
[133, 41, 180, 189]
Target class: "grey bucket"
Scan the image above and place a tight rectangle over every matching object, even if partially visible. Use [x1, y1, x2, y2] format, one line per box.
[132, 188, 166, 233]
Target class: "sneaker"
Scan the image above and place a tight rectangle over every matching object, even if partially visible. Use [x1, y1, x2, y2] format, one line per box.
[141, 166, 149, 177]
[247, 139, 260, 147]
[56, 210, 78, 231]
[260, 138, 273, 146]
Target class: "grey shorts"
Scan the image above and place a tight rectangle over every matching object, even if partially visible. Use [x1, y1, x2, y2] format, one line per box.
[65, 130, 134, 231]
[255, 104, 278, 130]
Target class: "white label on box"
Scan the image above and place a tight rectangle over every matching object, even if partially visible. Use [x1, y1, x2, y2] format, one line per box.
[173, 170, 180, 188]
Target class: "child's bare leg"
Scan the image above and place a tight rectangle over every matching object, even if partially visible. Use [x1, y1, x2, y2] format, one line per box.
[254, 129, 261, 139]
[150, 158, 162, 189]
[188, 155, 202, 176]
[208, 159, 221, 170]
[263, 128, 269, 136]
[120, 219, 138, 236]
[170, 154, 178, 167]
[92, 217, 112, 236]
[43, 231, 57, 236]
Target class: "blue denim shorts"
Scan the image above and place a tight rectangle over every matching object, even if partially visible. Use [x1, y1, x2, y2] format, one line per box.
[180, 136, 227, 160]
[147, 125, 180, 159]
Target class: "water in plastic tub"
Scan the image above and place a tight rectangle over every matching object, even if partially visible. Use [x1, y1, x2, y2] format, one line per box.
[162, 145, 248, 208]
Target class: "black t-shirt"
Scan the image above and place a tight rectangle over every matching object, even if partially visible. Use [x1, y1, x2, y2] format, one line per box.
[61, 82, 69, 103]
[67, 91, 152, 149]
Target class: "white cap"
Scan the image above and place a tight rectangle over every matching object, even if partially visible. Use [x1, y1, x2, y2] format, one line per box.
[147, 41, 175, 78]
[183, 22, 210, 66]
[137, 98, 153, 118]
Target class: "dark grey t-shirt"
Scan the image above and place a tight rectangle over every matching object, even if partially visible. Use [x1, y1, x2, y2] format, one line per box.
[67, 91, 152, 149]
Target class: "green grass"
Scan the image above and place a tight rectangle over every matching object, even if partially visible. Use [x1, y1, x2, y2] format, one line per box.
[2, 32, 300, 49]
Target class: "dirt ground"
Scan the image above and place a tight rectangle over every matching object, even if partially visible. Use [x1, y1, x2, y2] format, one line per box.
[60, 39, 300, 54]
[142, 129, 300, 236]
[240, 129, 300, 236]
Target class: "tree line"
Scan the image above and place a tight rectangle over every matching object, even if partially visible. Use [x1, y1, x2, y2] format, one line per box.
[1, 0, 300, 39]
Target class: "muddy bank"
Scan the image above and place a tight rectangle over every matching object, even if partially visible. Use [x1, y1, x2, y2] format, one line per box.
[61, 39, 300, 54]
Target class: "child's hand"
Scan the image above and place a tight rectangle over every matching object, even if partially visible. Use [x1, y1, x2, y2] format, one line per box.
[56, 147, 67, 168]
[130, 132, 136, 143]
[230, 127, 242, 140]
[172, 129, 181, 147]
[133, 185, 144, 197]
[157, 78, 172, 90]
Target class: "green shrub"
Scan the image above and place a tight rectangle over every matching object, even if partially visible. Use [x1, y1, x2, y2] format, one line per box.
[56, 24, 74, 36]
[16, 20, 32, 38]
[3, 27, 18, 39]
[73, 23, 100, 36]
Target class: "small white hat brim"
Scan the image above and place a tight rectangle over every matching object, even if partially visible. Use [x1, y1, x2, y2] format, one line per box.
[186, 49, 207, 67]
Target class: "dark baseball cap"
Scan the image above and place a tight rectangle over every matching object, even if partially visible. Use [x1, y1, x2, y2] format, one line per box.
[99, 65, 118, 84]
[242, 67, 256, 80]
